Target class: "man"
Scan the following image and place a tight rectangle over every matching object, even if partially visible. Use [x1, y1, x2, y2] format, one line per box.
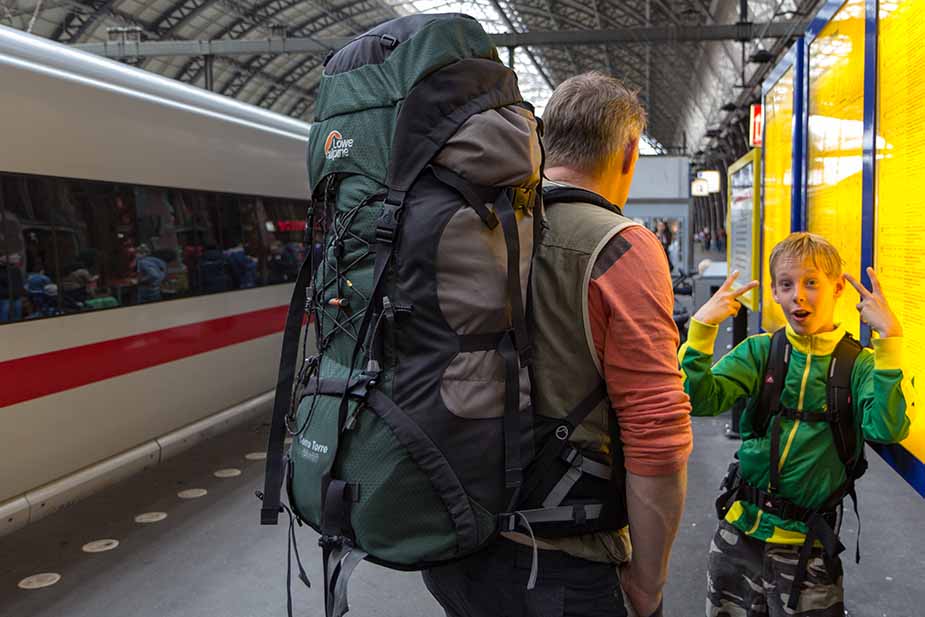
[423, 72, 692, 617]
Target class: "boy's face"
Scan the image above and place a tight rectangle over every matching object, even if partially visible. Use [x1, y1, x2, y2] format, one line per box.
[771, 256, 844, 335]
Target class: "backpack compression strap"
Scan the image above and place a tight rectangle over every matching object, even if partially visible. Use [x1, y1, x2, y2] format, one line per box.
[542, 186, 623, 216]
[261, 255, 316, 525]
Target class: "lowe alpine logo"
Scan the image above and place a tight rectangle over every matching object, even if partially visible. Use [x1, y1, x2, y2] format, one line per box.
[324, 130, 354, 160]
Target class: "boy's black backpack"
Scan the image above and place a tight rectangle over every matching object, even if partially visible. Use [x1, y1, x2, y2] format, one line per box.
[715, 328, 865, 610]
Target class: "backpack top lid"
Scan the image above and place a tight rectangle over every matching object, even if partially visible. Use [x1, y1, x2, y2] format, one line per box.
[313, 13, 500, 122]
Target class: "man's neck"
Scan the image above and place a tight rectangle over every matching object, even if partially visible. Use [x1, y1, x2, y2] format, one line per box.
[545, 166, 609, 201]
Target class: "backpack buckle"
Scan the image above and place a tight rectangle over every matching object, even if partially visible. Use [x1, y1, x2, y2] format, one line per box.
[379, 34, 399, 49]
[376, 203, 403, 245]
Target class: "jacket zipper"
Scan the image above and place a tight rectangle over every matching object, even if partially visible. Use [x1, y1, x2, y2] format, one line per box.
[778, 344, 813, 473]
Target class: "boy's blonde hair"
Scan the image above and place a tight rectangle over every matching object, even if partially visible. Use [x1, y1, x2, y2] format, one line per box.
[769, 232, 844, 284]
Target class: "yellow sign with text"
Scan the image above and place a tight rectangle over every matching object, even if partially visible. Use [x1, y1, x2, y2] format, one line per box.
[761, 67, 795, 333]
[876, 0, 925, 465]
[805, 0, 866, 339]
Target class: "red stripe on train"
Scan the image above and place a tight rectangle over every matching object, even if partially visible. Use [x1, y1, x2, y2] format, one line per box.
[0, 306, 289, 407]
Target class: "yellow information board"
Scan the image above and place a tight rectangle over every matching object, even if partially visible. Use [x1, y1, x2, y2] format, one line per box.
[761, 67, 795, 333]
[805, 0, 865, 338]
[727, 149, 761, 312]
[876, 0, 925, 466]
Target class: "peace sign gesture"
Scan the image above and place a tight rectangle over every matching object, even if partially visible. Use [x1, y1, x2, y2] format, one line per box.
[692, 270, 759, 326]
[845, 267, 903, 338]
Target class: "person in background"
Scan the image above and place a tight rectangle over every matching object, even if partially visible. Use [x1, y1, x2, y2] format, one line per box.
[655, 219, 674, 272]
[136, 243, 167, 303]
[25, 261, 53, 317]
[0, 253, 26, 322]
[225, 242, 257, 289]
[61, 256, 94, 311]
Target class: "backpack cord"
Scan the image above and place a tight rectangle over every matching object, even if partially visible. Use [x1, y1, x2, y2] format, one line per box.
[514, 511, 539, 590]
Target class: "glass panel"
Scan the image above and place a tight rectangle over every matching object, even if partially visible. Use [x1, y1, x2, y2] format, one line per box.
[761, 66, 795, 333]
[805, 0, 866, 337]
[0, 170, 308, 325]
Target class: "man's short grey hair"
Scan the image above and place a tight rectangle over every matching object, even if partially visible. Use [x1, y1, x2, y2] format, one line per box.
[543, 71, 647, 173]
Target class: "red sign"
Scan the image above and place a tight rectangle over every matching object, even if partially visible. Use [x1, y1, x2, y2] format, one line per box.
[749, 104, 763, 148]
[277, 220, 307, 232]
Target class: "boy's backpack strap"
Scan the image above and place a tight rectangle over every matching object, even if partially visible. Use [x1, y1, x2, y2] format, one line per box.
[756, 328, 791, 437]
[760, 329, 791, 494]
[542, 186, 623, 216]
[827, 334, 864, 475]
[384, 57, 521, 204]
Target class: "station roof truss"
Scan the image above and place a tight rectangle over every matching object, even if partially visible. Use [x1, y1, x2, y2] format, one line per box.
[3, 0, 822, 153]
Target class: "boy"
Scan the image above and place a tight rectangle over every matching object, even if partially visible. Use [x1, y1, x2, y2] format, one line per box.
[680, 232, 911, 617]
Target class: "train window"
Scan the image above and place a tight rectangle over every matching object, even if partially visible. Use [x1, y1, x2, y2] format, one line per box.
[0, 171, 309, 324]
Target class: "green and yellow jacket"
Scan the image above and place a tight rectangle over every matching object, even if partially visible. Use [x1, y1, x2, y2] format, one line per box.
[680, 319, 911, 544]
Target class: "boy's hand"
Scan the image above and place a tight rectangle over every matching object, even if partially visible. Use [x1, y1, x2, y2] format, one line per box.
[692, 270, 759, 326]
[845, 267, 903, 338]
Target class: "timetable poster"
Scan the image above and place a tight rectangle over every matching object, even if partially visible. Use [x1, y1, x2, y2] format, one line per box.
[805, 0, 865, 338]
[876, 0, 925, 479]
[761, 67, 795, 333]
[727, 152, 760, 312]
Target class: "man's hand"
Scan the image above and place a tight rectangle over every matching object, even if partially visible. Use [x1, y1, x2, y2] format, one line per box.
[692, 270, 758, 326]
[845, 267, 903, 338]
[620, 562, 662, 616]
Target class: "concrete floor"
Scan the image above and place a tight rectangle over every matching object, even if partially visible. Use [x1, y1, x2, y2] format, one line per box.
[1, 414, 922, 617]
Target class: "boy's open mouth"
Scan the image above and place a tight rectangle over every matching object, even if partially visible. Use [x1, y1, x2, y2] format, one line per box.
[792, 309, 811, 320]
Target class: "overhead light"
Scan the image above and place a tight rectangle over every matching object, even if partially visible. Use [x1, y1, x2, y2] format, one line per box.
[748, 49, 775, 63]
[720, 102, 737, 112]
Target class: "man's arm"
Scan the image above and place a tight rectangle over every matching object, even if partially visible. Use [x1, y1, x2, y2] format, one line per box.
[588, 226, 692, 616]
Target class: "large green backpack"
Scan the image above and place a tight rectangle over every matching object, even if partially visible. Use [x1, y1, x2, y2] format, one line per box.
[261, 13, 541, 617]
[262, 13, 634, 617]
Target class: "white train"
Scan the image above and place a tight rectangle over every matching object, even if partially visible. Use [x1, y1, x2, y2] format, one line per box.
[0, 25, 311, 535]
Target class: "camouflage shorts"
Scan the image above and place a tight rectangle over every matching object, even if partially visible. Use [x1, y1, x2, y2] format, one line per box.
[706, 521, 845, 617]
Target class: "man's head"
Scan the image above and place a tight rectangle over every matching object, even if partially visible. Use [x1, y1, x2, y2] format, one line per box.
[770, 232, 845, 335]
[543, 72, 647, 205]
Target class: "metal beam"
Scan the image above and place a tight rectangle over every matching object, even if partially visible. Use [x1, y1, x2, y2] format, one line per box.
[71, 20, 806, 60]
[74, 36, 347, 58]
[490, 20, 805, 46]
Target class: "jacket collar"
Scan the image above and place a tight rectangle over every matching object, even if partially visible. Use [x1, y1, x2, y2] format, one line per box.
[785, 323, 846, 356]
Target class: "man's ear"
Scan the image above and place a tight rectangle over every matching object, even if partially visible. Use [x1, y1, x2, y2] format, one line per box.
[622, 138, 640, 175]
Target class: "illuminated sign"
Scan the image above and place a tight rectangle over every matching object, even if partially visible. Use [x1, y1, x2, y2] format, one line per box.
[727, 149, 761, 312]
[805, 0, 865, 339]
[691, 178, 710, 196]
[761, 67, 795, 333]
[696, 170, 721, 193]
[277, 220, 307, 232]
[749, 104, 764, 147]
[876, 0, 925, 480]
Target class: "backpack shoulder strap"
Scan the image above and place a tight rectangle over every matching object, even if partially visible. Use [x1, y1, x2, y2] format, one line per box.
[542, 185, 623, 216]
[754, 328, 790, 437]
[828, 334, 865, 474]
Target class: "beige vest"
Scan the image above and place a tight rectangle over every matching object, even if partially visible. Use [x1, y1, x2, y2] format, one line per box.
[504, 189, 637, 563]
[531, 198, 637, 455]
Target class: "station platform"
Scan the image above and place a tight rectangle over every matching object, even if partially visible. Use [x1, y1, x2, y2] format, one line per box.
[2, 415, 921, 617]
